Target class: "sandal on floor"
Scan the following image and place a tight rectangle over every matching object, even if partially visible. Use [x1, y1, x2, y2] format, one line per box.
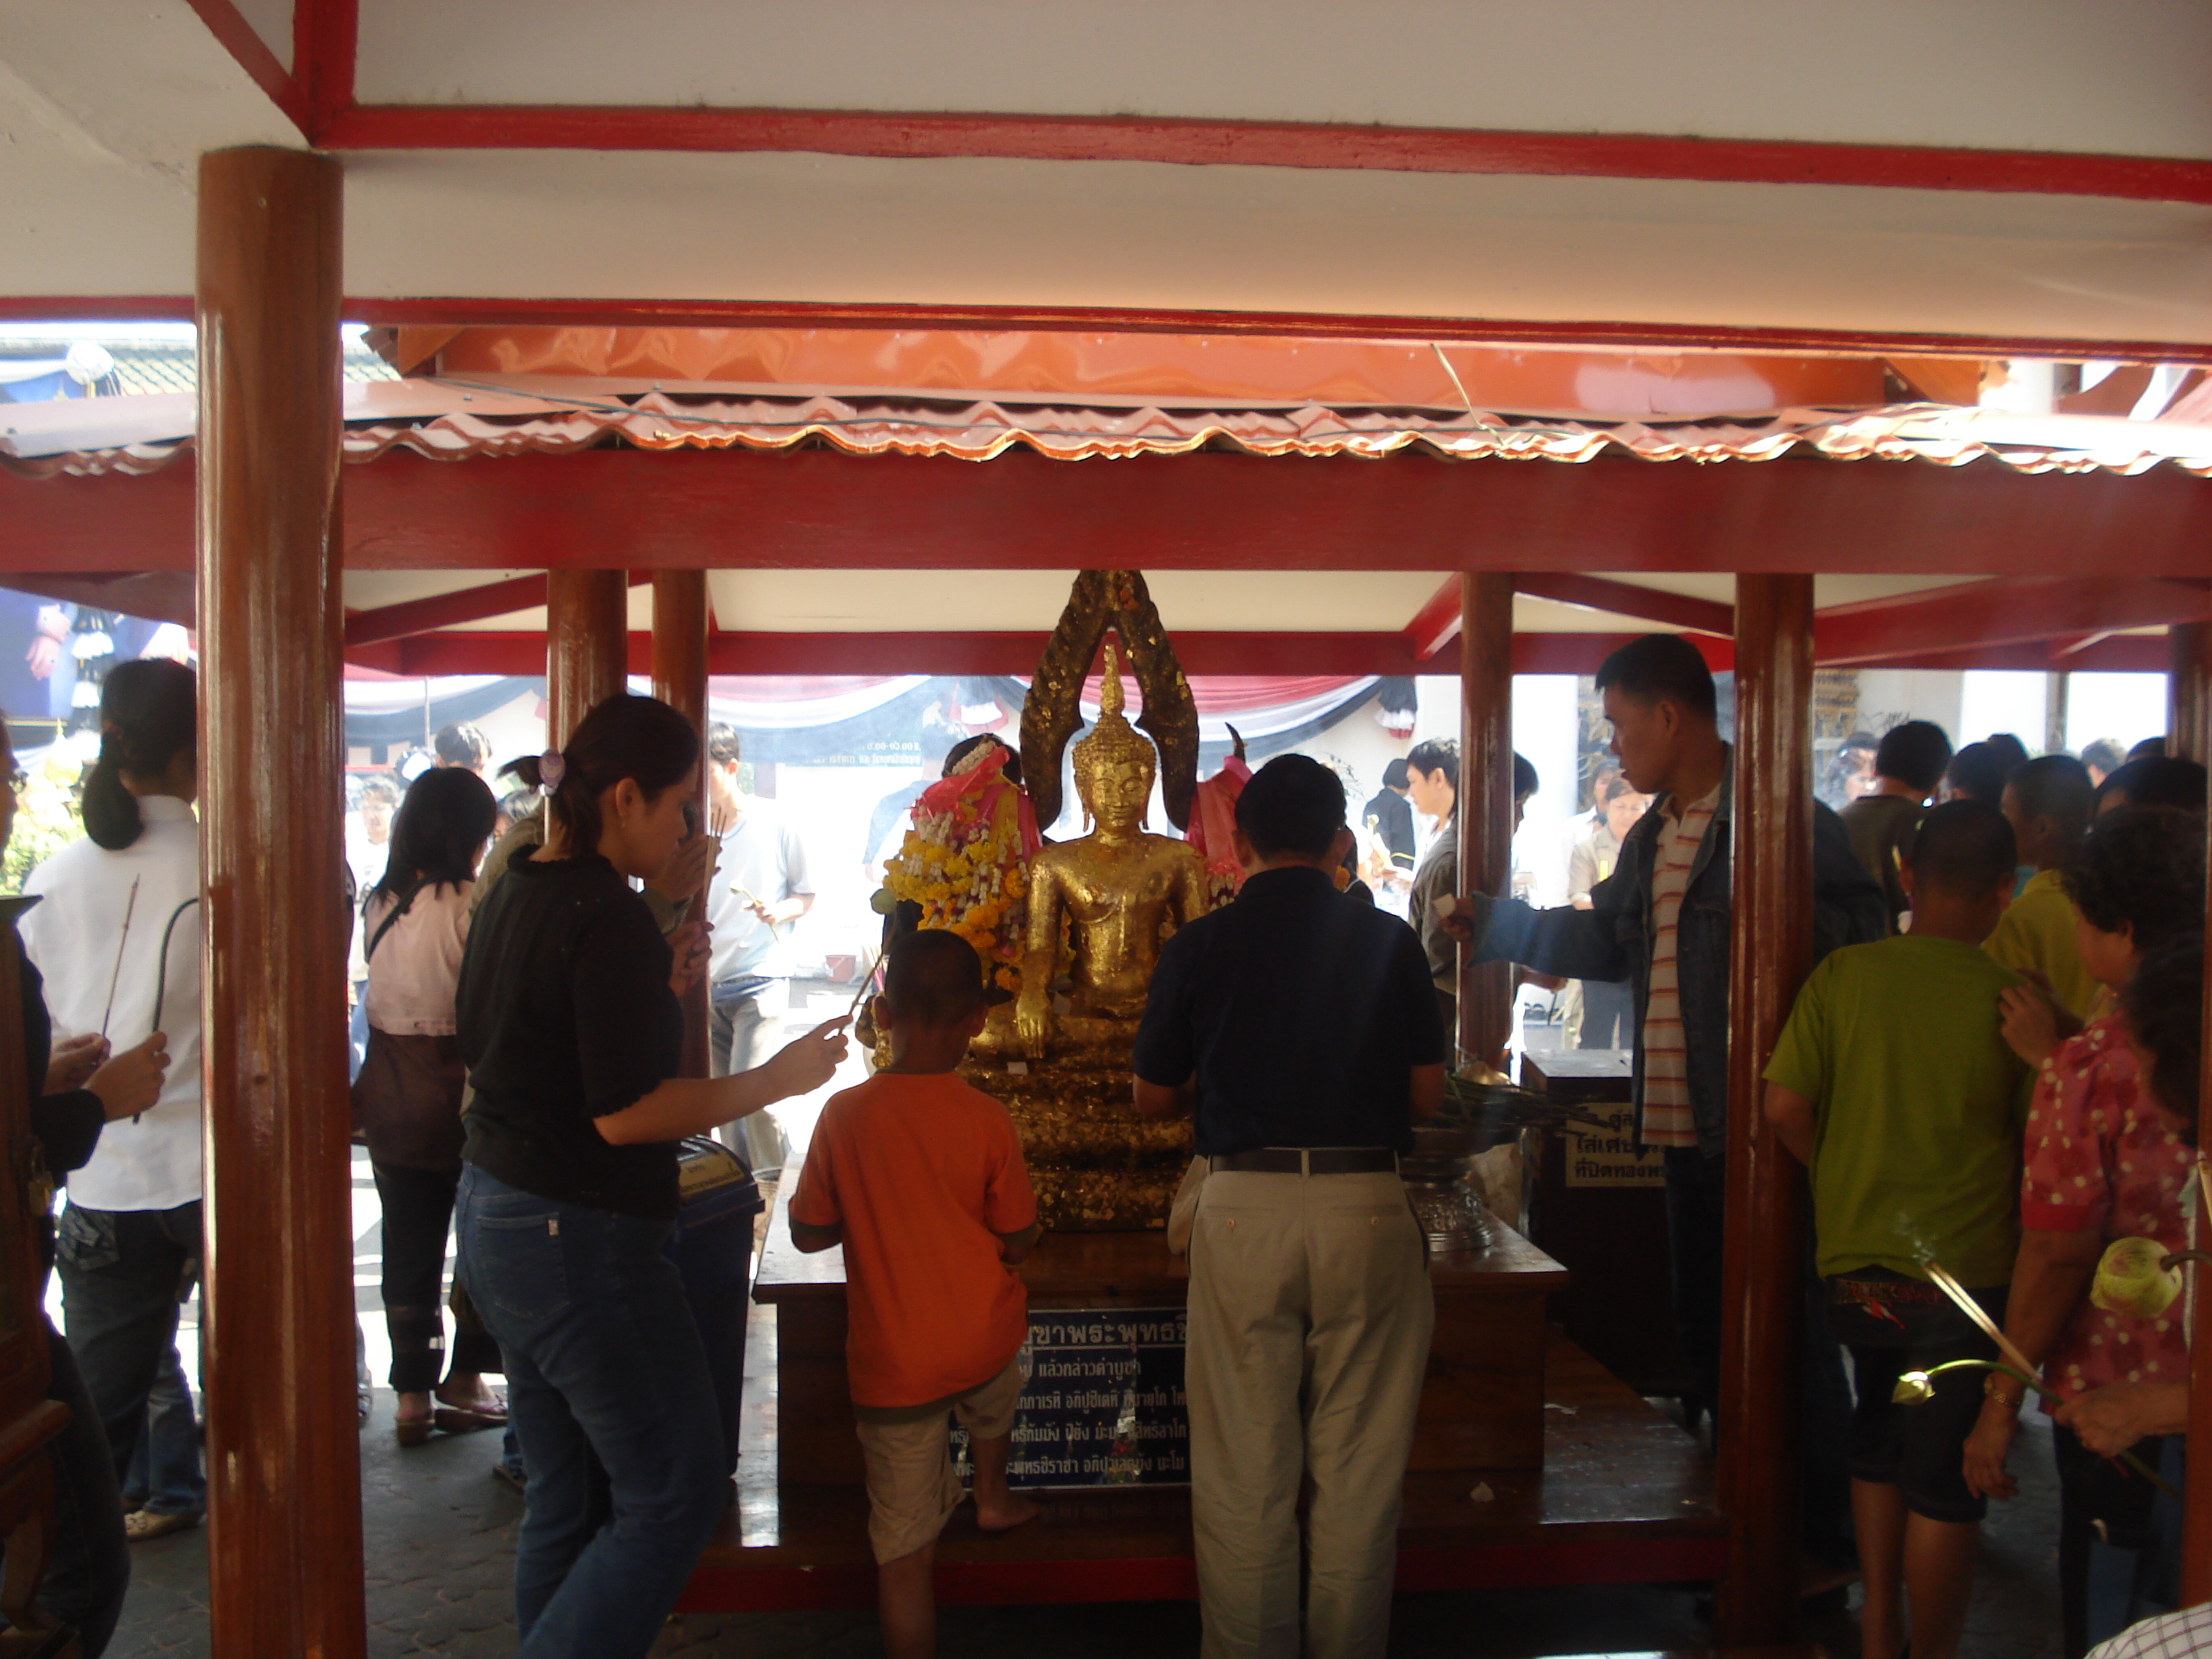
[433, 1402, 508, 1435]
[395, 1413, 436, 1447]
[125, 1509, 201, 1543]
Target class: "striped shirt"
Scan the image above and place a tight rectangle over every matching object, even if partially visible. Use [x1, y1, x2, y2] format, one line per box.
[1640, 781, 1722, 1148]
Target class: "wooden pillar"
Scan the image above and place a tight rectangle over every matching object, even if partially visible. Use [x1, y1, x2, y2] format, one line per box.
[546, 569, 629, 747]
[196, 147, 365, 1658]
[2168, 619, 2212, 765]
[1714, 575, 1816, 1644]
[1457, 572, 1515, 1068]
[652, 570, 712, 1076]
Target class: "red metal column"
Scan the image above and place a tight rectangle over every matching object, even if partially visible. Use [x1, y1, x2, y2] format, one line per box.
[2168, 617, 2212, 765]
[196, 146, 365, 1658]
[652, 570, 712, 1076]
[1714, 574, 1816, 1644]
[545, 569, 629, 747]
[1457, 572, 1514, 1068]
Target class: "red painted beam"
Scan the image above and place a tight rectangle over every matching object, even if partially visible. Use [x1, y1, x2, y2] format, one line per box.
[338, 300, 2212, 369]
[184, 0, 312, 134]
[1515, 572, 1734, 637]
[0, 293, 2208, 367]
[1840, 636, 2167, 674]
[292, 0, 358, 138]
[9, 447, 2212, 583]
[1815, 576, 2212, 665]
[1403, 577, 1462, 662]
[317, 105, 2212, 207]
[343, 573, 547, 647]
[0, 571, 195, 627]
[343, 627, 1750, 679]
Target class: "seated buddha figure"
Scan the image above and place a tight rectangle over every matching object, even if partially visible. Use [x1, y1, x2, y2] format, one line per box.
[1015, 649, 1211, 1061]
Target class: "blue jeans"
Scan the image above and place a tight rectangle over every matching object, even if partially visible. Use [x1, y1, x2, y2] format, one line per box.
[54, 1200, 207, 1516]
[122, 1344, 201, 1517]
[454, 1166, 727, 1659]
[35, 1322, 130, 1655]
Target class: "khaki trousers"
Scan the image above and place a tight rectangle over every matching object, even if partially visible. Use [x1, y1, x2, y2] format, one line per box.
[1185, 1167, 1434, 1659]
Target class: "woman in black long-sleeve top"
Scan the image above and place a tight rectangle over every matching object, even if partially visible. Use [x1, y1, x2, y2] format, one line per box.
[3, 727, 169, 1654]
[454, 695, 848, 1659]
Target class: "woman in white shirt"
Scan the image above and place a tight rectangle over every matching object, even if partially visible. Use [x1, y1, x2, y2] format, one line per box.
[27, 659, 207, 1541]
[354, 765, 508, 1445]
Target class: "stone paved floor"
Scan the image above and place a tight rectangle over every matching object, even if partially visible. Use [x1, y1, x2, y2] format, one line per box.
[101, 1393, 2064, 1658]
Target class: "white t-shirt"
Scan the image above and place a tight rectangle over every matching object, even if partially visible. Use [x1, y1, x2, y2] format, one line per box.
[704, 799, 813, 985]
[24, 796, 203, 1213]
[361, 881, 472, 1036]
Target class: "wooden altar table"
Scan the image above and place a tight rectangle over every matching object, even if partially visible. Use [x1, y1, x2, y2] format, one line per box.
[680, 1166, 1727, 1611]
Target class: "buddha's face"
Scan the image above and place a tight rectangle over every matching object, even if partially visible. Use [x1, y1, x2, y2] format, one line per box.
[1079, 757, 1153, 830]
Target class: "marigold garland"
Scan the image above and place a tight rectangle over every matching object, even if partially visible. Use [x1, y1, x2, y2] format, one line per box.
[884, 757, 1035, 995]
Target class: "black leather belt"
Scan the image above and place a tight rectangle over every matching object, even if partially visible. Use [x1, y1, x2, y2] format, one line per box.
[1210, 1148, 1398, 1176]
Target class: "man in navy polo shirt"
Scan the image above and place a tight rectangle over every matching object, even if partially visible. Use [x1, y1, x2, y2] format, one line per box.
[1133, 755, 1445, 1659]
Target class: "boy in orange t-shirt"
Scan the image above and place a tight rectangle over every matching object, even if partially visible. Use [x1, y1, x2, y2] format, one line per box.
[789, 930, 1040, 1658]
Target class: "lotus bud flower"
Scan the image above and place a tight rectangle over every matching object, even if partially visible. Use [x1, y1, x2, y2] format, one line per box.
[1891, 1371, 1937, 1405]
[2091, 1236, 2181, 1319]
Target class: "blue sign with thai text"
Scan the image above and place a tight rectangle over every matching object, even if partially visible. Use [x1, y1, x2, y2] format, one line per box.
[951, 1306, 1190, 1488]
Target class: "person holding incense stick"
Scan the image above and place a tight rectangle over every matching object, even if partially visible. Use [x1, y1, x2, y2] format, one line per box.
[1966, 805, 2207, 1657]
[24, 659, 205, 1545]
[1763, 801, 2033, 1659]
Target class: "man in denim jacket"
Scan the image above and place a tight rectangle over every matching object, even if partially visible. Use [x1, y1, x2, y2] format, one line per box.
[1450, 634, 1886, 1583]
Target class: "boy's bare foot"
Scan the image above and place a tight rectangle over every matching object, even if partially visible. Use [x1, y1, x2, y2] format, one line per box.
[974, 1491, 1040, 1532]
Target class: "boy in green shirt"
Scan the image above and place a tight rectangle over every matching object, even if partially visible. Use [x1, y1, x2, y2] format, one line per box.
[1763, 801, 2032, 1659]
[1987, 752, 2100, 1027]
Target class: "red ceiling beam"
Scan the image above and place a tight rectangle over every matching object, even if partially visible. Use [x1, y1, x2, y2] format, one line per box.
[346, 624, 2176, 680]
[344, 628, 1743, 680]
[338, 572, 655, 648]
[343, 573, 548, 647]
[1, 294, 2208, 367]
[338, 300, 2212, 369]
[1514, 572, 1734, 637]
[292, 0, 357, 138]
[184, 0, 312, 134]
[0, 571, 196, 628]
[1814, 577, 2212, 666]
[7, 447, 2212, 581]
[315, 106, 2212, 207]
[1842, 636, 2166, 674]
[1403, 578, 1462, 662]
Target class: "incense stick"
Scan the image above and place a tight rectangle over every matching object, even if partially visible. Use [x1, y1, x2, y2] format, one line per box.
[844, 948, 879, 1021]
[1924, 1259, 2039, 1381]
[98, 876, 140, 1040]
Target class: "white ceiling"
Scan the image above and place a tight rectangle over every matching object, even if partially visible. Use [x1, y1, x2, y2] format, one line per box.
[338, 568, 1993, 637]
[338, 153, 2212, 344]
[347, 1, 2212, 158]
[3, 3, 2211, 351]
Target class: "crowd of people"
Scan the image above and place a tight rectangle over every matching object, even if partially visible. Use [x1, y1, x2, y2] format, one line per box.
[9, 637, 2212, 1659]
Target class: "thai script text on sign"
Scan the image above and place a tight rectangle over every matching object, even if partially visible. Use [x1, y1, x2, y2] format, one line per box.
[952, 1306, 1190, 1488]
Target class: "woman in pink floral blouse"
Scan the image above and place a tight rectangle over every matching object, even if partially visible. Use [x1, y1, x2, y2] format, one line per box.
[1963, 807, 2204, 1658]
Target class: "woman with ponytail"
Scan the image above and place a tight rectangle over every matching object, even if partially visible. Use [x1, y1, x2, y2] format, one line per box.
[454, 693, 848, 1658]
[22, 659, 207, 1545]
[354, 765, 508, 1447]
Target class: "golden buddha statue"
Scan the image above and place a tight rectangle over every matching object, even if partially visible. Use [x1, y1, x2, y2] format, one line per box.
[1014, 646, 1211, 1061]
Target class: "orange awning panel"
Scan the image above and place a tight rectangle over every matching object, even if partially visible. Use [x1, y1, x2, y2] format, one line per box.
[421, 326, 1889, 419]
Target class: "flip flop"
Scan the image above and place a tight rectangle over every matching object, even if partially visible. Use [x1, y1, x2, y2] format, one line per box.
[395, 1414, 435, 1447]
[125, 1509, 201, 1543]
[433, 1403, 508, 1435]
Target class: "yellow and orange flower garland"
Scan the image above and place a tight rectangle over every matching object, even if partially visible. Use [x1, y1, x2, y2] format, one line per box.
[883, 745, 1040, 995]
